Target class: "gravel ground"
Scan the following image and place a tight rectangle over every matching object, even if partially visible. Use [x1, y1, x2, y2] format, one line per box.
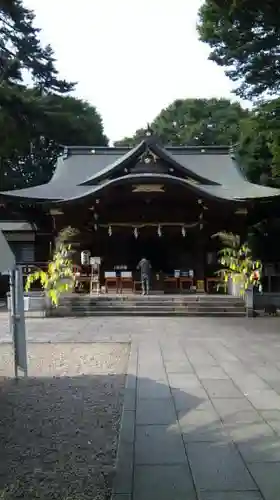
[0, 342, 130, 500]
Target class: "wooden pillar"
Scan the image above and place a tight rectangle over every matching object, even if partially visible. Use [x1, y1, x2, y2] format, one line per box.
[195, 231, 205, 293]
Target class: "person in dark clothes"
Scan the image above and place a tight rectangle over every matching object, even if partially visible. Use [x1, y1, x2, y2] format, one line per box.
[137, 257, 151, 295]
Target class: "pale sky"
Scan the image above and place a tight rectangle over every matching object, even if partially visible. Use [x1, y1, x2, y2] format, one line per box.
[25, 0, 236, 143]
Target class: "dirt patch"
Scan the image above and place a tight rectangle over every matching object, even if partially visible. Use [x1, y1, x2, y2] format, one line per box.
[0, 342, 130, 499]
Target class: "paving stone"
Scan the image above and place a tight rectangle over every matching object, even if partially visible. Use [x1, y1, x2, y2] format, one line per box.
[125, 373, 137, 391]
[172, 389, 213, 412]
[164, 360, 194, 374]
[224, 421, 275, 443]
[237, 437, 280, 463]
[202, 379, 243, 398]
[187, 442, 257, 491]
[194, 365, 229, 380]
[233, 374, 270, 392]
[261, 410, 280, 434]
[185, 350, 217, 365]
[247, 462, 280, 500]
[136, 398, 177, 425]
[113, 440, 134, 494]
[212, 398, 257, 419]
[133, 464, 196, 500]
[266, 379, 280, 394]
[198, 493, 262, 500]
[137, 378, 171, 399]
[135, 424, 187, 465]
[178, 409, 228, 443]
[123, 388, 136, 411]
[137, 365, 167, 380]
[168, 373, 202, 389]
[112, 495, 132, 500]
[253, 366, 280, 381]
[222, 410, 264, 425]
[246, 389, 280, 410]
[119, 410, 135, 444]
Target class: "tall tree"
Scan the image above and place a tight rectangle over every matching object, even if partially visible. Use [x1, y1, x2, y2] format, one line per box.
[238, 98, 280, 185]
[0, 0, 73, 91]
[115, 98, 249, 147]
[1, 95, 108, 190]
[197, 0, 280, 99]
[0, 1, 108, 190]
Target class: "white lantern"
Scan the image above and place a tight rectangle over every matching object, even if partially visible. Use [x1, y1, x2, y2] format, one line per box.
[108, 225, 112, 236]
[134, 227, 138, 239]
[181, 226, 186, 237]
[157, 225, 162, 237]
[81, 250, 91, 265]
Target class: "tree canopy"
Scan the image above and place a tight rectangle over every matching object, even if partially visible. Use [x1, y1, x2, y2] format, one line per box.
[115, 98, 249, 147]
[197, 0, 280, 100]
[152, 98, 249, 146]
[0, 0, 108, 190]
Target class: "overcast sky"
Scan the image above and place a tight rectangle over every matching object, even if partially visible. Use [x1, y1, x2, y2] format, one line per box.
[24, 0, 236, 143]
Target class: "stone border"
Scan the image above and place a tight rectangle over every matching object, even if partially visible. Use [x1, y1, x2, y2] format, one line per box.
[111, 344, 138, 500]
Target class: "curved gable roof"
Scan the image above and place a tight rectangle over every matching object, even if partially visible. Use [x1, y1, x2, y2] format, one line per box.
[1, 138, 280, 203]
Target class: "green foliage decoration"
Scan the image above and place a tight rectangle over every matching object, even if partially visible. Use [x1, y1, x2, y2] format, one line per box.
[214, 232, 262, 295]
[25, 227, 78, 306]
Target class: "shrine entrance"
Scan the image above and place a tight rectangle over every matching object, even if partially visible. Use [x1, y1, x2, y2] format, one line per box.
[128, 231, 168, 271]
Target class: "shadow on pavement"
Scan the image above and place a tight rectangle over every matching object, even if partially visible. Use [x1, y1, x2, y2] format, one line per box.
[0, 372, 279, 499]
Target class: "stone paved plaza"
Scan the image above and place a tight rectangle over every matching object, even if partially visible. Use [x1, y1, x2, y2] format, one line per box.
[2, 313, 280, 499]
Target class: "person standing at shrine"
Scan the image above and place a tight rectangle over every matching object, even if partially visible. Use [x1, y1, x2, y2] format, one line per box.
[137, 257, 151, 295]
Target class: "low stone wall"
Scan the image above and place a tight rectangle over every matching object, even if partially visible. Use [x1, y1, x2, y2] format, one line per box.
[254, 292, 280, 310]
[7, 291, 47, 317]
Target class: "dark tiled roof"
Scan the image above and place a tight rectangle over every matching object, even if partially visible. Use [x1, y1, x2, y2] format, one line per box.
[1, 140, 280, 203]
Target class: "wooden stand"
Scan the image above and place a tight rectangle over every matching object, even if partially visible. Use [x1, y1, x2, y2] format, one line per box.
[90, 259, 100, 295]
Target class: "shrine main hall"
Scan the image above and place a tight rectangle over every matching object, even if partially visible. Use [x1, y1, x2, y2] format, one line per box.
[1, 130, 280, 295]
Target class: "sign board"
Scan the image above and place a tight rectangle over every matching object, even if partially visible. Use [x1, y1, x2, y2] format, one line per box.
[132, 184, 165, 193]
[90, 257, 101, 266]
[0, 230, 15, 273]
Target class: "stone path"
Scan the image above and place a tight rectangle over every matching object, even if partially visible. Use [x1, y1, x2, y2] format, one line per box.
[110, 319, 280, 500]
[2, 313, 280, 498]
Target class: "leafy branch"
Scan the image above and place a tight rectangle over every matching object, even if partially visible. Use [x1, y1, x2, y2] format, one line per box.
[25, 227, 78, 306]
[213, 232, 262, 294]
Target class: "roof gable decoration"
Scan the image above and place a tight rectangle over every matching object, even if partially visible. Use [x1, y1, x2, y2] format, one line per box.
[139, 148, 159, 165]
[81, 136, 219, 187]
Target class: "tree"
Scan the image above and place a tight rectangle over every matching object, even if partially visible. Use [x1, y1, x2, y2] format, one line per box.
[238, 98, 280, 185]
[0, 1, 108, 190]
[197, 0, 280, 99]
[115, 98, 249, 147]
[0, 0, 73, 91]
[1, 95, 108, 190]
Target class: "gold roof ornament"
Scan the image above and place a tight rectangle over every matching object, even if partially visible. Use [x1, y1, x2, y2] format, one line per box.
[132, 184, 165, 193]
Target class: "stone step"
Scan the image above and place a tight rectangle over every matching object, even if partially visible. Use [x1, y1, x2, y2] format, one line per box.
[69, 304, 245, 311]
[52, 294, 246, 317]
[61, 297, 244, 306]
[50, 309, 246, 317]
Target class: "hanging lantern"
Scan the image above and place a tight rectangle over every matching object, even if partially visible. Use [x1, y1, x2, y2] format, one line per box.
[181, 226, 186, 237]
[94, 212, 99, 220]
[94, 224, 98, 231]
[133, 227, 139, 239]
[108, 225, 112, 236]
[157, 224, 162, 237]
[200, 223, 203, 230]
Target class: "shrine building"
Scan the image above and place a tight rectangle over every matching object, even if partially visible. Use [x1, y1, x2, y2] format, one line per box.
[1, 130, 280, 295]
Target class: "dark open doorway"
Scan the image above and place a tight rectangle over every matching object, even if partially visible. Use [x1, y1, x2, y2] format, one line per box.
[129, 232, 168, 272]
